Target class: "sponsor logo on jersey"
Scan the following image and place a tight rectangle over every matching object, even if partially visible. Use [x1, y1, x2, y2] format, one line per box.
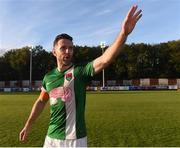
[49, 86, 72, 103]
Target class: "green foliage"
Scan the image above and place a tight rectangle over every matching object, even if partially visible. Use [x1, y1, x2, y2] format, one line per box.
[0, 40, 180, 81]
[8, 47, 30, 80]
[0, 46, 56, 80]
[73, 45, 102, 63]
[31, 45, 56, 80]
[113, 40, 180, 79]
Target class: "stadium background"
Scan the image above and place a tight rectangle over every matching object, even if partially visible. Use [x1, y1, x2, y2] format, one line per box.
[0, 0, 180, 146]
[0, 40, 180, 147]
[0, 78, 180, 92]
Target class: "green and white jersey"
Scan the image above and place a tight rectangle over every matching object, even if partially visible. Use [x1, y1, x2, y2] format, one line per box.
[42, 62, 94, 140]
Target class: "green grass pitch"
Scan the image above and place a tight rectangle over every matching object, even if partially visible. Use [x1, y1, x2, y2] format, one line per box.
[0, 91, 180, 147]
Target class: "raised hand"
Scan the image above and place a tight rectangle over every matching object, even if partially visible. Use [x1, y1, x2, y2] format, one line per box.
[121, 5, 142, 36]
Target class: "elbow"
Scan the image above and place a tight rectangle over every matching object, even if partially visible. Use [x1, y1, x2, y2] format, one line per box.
[102, 58, 112, 68]
[101, 53, 116, 68]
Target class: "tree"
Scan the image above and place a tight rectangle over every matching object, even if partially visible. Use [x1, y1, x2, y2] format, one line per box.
[31, 45, 56, 80]
[0, 40, 179, 81]
[7, 47, 29, 80]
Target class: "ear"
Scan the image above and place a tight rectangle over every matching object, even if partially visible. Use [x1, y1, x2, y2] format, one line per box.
[52, 48, 56, 57]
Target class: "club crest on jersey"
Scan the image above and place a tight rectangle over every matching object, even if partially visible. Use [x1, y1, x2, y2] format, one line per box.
[65, 73, 72, 81]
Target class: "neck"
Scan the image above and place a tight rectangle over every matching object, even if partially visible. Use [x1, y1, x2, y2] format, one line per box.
[57, 63, 72, 72]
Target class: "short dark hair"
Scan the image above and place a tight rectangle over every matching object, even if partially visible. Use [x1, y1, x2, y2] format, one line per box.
[53, 33, 73, 47]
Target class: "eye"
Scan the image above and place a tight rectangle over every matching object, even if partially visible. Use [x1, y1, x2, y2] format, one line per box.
[68, 46, 73, 51]
[59, 46, 66, 51]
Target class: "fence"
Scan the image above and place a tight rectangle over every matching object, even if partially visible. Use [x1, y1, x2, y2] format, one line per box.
[88, 78, 180, 91]
[0, 78, 180, 92]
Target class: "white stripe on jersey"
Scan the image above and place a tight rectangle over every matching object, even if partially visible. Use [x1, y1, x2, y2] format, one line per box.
[64, 66, 76, 139]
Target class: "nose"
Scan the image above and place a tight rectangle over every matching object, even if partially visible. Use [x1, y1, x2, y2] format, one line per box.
[65, 48, 72, 53]
[65, 48, 69, 54]
[64, 47, 73, 54]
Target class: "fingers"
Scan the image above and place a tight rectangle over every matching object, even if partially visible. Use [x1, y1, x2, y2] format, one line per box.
[133, 9, 143, 22]
[19, 129, 27, 141]
[136, 13, 142, 23]
[127, 5, 143, 21]
[127, 5, 142, 24]
[127, 5, 138, 18]
[133, 9, 142, 19]
[19, 131, 24, 141]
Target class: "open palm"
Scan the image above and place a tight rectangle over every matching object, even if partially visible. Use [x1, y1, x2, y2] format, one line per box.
[122, 5, 142, 36]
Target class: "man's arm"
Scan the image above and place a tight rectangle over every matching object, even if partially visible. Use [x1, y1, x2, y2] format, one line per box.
[19, 91, 49, 141]
[93, 5, 142, 74]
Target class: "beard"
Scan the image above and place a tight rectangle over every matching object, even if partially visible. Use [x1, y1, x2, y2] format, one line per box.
[62, 56, 72, 66]
[62, 60, 71, 66]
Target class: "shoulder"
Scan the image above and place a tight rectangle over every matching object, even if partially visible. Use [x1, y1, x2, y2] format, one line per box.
[74, 61, 93, 69]
[74, 61, 94, 77]
[43, 68, 57, 81]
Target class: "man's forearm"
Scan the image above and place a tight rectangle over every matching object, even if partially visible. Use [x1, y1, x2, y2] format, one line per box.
[24, 99, 47, 128]
[92, 31, 127, 74]
[92, 5, 142, 74]
[19, 92, 49, 141]
[102, 31, 127, 65]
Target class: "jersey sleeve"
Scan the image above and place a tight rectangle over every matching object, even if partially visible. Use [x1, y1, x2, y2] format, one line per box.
[39, 89, 49, 101]
[76, 61, 94, 83]
[81, 61, 94, 77]
[41, 76, 47, 92]
[39, 76, 50, 101]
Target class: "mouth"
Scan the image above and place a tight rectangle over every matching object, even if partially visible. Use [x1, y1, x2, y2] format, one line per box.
[63, 55, 70, 61]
